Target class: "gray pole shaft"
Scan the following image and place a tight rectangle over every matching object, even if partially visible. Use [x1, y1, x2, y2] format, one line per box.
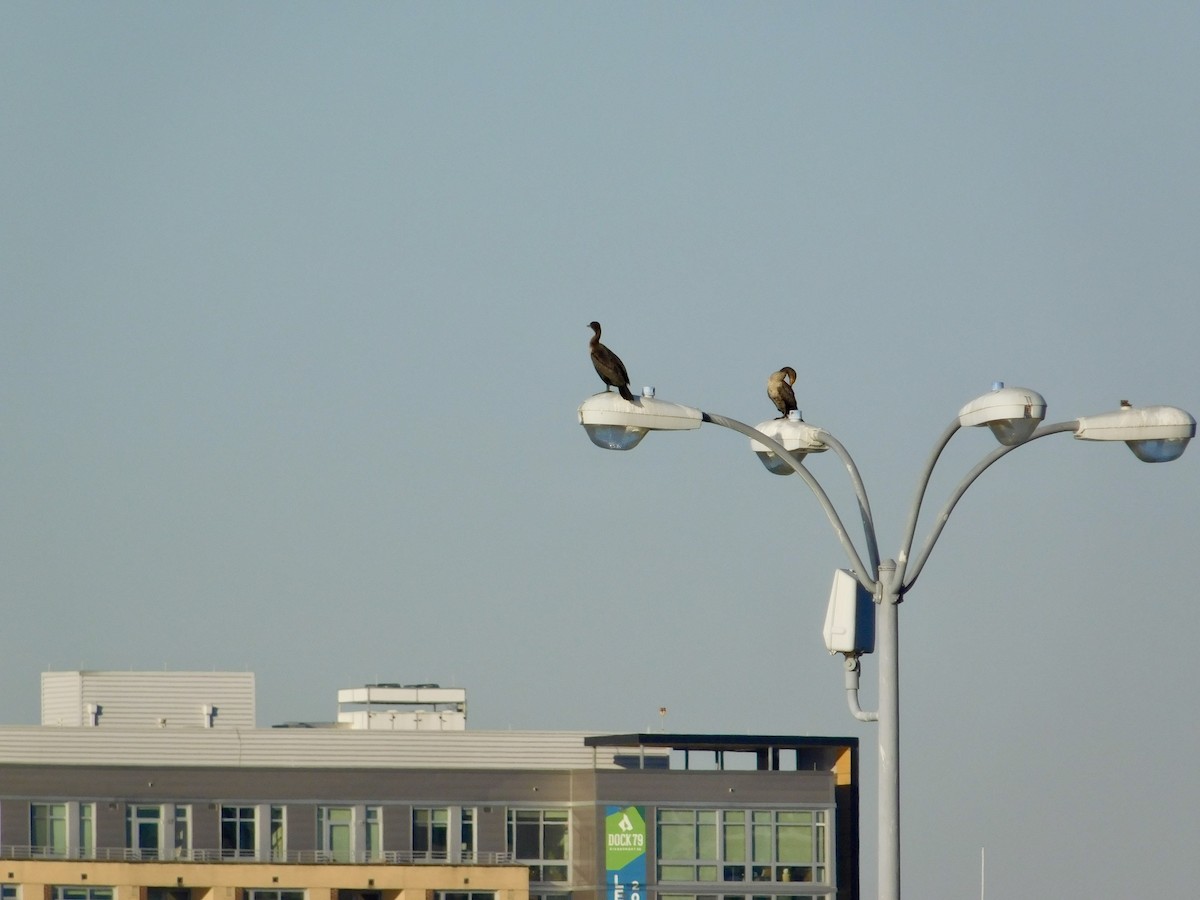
[877, 560, 901, 900]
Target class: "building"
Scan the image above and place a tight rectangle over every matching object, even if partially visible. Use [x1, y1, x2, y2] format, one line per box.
[0, 672, 859, 900]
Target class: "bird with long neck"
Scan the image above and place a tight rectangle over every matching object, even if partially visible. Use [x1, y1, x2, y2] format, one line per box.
[767, 366, 798, 418]
[588, 321, 635, 402]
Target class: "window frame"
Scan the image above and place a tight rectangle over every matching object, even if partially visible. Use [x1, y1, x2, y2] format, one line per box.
[270, 806, 287, 862]
[316, 805, 381, 863]
[507, 807, 569, 884]
[30, 803, 68, 858]
[412, 808, 450, 860]
[51, 888, 113, 900]
[221, 805, 257, 860]
[655, 808, 830, 887]
[244, 891, 305, 900]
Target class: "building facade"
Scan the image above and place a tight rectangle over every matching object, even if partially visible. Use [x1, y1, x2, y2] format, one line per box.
[0, 673, 859, 900]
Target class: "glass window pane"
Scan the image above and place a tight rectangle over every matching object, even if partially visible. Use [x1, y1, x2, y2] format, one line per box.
[752, 825, 772, 863]
[658, 865, 694, 882]
[514, 821, 540, 858]
[660, 810, 693, 824]
[432, 822, 448, 854]
[659, 824, 695, 859]
[777, 865, 813, 883]
[329, 824, 350, 860]
[80, 804, 95, 854]
[723, 821, 745, 862]
[320, 806, 352, 861]
[139, 822, 159, 852]
[776, 825, 811, 863]
[270, 807, 285, 859]
[175, 806, 191, 852]
[461, 808, 476, 852]
[32, 804, 68, 855]
[413, 809, 432, 853]
[777, 811, 810, 825]
[543, 822, 567, 860]
[722, 865, 746, 882]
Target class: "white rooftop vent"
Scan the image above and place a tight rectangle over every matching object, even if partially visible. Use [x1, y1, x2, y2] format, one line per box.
[336, 683, 467, 731]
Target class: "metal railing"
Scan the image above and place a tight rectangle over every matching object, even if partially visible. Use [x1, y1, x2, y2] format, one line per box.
[2, 846, 515, 865]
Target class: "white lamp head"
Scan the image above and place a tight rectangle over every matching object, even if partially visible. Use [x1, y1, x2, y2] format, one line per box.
[578, 389, 702, 450]
[1074, 403, 1195, 462]
[749, 411, 827, 475]
[957, 383, 1047, 445]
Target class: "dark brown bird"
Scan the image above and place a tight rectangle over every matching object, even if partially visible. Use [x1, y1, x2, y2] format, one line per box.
[588, 321, 635, 402]
[767, 366, 798, 418]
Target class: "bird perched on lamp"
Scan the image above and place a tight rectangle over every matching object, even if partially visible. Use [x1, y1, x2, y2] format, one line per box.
[588, 321, 635, 402]
[767, 366, 798, 418]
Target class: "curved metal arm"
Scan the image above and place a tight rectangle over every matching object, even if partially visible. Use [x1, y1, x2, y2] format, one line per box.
[903, 420, 1080, 590]
[814, 430, 881, 573]
[702, 412, 876, 590]
[894, 419, 961, 584]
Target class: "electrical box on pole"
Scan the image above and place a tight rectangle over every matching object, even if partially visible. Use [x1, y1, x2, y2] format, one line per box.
[823, 569, 876, 655]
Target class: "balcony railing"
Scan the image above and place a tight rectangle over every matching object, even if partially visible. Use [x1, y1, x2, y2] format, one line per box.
[2, 846, 515, 865]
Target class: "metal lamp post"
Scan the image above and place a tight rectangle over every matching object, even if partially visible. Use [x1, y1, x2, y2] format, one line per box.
[578, 382, 1194, 900]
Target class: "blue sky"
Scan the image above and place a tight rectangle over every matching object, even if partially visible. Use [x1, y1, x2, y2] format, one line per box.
[3, 4, 1198, 898]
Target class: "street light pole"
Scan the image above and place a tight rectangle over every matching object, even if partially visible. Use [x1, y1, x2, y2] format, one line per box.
[578, 385, 1194, 900]
[876, 559, 901, 900]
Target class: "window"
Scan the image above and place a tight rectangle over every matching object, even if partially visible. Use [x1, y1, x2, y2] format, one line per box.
[31, 802, 95, 858]
[751, 811, 825, 884]
[656, 809, 828, 886]
[126, 805, 161, 859]
[222, 806, 256, 859]
[3, 885, 19, 900]
[317, 806, 380, 863]
[657, 810, 718, 882]
[173, 805, 191, 858]
[270, 806, 287, 861]
[508, 808, 568, 883]
[413, 808, 449, 860]
[365, 806, 381, 862]
[79, 804, 94, 858]
[414, 807, 476, 862]
[461, 808, 476, 860]
[31, 804, 68, 857]
[52, 889, 112, 900]
[245, 892, 304, 900]
[435, 894, 495, 900]
[318, 807, 352, 862]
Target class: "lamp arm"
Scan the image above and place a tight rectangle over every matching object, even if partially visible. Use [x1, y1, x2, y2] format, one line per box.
[844, 656, 879, 723]
[902, 420, 1080, 591]
[702, 412, 877, 591]
[894, 420, 961, 585]
[816, 430, 881, 572]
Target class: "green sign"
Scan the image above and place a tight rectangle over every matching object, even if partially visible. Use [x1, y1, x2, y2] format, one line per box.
[606, 805, 646, 900]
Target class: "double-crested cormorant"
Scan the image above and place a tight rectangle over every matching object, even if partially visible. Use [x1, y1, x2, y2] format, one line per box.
[588, 321, 635, 401]
[767, 366, 798, 418]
